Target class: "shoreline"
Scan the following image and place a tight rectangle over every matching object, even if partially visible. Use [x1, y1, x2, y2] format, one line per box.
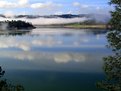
[35, 24, 107, 29]
[64, 25, 106, 29]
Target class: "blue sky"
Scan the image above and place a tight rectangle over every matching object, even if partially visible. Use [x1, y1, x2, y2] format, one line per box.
[0, 0, 112, 16]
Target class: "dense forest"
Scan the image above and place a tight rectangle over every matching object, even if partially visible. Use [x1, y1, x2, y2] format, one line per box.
[0, 20, 35, 30]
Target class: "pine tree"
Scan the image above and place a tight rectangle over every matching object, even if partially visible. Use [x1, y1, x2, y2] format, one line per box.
[97, 0, 121, 91]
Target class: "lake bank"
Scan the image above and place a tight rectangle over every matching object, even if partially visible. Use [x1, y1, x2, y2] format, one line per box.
[35, 24, 107, 29]
[64, 24, 106, 29]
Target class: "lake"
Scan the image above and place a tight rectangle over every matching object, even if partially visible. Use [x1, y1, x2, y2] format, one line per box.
[0, 28, 111, 91]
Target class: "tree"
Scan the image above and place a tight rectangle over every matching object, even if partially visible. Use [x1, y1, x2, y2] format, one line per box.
[0, 66, 24, 91]
[97, 0, 121, 91]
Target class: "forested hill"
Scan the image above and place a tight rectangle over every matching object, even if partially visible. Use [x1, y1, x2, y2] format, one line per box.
[0, 20, 35, 30]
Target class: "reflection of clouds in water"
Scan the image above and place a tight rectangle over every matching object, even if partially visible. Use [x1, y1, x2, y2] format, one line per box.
[80, 38, 89, 43]
[32, 39, 104, 48]
[54, 53, 86, 63]
[73, 41, 80, 46]
[0, 36, 63, 50]
[0, 37, 30, 51]
[0, 51, 105, 72]
[14, 52, 51, 61]
[96, 35, 100, 40]
[73, 37, 90, 46]
[57, 40, 63, 45]
[32, 39, 56, 47]
[0, 33, 105, 51]
[17, 41, 30, 51]
[96, 34, 102, 40]
[32, 28, 87, 35]
[0, 51, 106, 72]
[14, 54, 34, 60]
[54, 54, 71, 63]
[0, 37, 104, 50]
[0, 36, 64, 50]
[32, 38, 64, 47]
[0, 52, 44, 61]
[0, 51, 86, 64]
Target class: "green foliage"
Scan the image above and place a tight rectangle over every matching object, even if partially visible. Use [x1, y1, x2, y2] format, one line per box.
[0, 66, 24, 91]
[97, 0, 121, 91]
[109, 0, 121, 5]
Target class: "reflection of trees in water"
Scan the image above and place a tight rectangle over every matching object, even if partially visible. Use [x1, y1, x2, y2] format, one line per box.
[97, 0, 121, 91]
[0, 67, 24, 91]
[0, 31, 30, 36]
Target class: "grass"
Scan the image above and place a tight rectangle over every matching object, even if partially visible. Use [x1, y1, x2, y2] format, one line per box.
[64, 23, 106, 29]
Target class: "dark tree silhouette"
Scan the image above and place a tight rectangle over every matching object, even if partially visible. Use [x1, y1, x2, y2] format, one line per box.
[97, 0, 121, 91]
[0, 20, 35, 30]
[7, 20, 35, 29]
[0, 66, 24, 91]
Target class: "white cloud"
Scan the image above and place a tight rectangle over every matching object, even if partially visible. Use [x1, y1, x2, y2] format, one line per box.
[0, 0, 28, 8]
[19, 0, 28, 5]
[30, 2, 62, 9]
[0, 1, 18, 8]
[31, 3, 45, 9]
[0, 0, 63, 14]
[73, 2, 80, 7]
[73, 2, 89, 8]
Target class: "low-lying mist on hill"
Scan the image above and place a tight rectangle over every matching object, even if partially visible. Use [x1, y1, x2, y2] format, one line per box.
[0, 14, 110, 25]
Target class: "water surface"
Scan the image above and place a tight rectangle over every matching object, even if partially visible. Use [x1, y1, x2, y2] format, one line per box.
[0, 28, 111, 91]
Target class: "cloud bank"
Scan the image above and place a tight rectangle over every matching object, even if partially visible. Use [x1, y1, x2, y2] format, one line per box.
[0, 17, 88, 25]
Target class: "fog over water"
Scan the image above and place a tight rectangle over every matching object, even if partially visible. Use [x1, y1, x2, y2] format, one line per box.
[0, 17, 88, 25]
[0, 13, 110, 25]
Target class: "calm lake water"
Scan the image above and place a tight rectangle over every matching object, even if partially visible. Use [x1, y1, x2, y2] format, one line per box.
[0, 28, 111, 91]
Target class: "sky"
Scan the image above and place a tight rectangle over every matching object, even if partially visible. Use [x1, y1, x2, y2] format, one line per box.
[0, 0, 112, 16]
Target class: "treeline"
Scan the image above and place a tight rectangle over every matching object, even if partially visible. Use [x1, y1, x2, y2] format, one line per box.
[0, 20, 35, 30]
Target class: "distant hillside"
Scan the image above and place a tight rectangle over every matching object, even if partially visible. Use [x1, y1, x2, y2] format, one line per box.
[13, 14, 89, 19]
[0, 14, 111, 25]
